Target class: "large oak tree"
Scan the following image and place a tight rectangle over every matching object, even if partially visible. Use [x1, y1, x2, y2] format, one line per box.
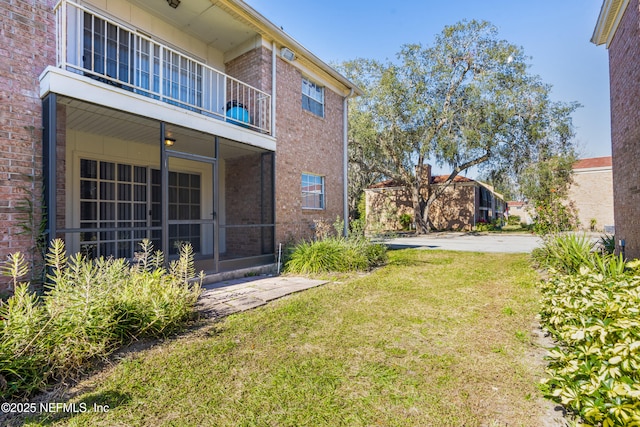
[340, 20, 579, 233]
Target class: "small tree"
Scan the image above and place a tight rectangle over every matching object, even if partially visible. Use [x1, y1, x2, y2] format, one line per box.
[520, 155, 579, 234]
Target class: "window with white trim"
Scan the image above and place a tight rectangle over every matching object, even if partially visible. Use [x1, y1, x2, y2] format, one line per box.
[302, 173, 324, 209]
[302, 77, 324, 117]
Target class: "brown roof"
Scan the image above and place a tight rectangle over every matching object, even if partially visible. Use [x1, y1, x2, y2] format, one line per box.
[369, 175, 475, 189]
[508, 201, 525, 207]
[431, 175, 474, 184]
[368, 179, 402, 189]
[573, 156, 612, 169]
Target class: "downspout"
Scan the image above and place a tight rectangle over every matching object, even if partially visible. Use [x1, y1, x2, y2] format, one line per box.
[343, 88, 354, 237]
[272, 41, 278, 258]
[271, 41, 277, 138]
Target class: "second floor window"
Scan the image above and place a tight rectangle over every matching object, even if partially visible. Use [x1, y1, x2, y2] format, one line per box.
[302, 77, 324, 117]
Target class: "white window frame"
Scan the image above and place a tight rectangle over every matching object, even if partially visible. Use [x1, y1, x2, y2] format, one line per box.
[302, 77, 324, 118]
[302, 173, 325, 210]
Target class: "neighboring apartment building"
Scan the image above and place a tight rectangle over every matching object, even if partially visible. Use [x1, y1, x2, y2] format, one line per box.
[568, 156, 614, 232]
[506, 201, 533, 225]
[0, 0, 360, 282]
[592, 0, 639, 257]
[365, 167, 505, 232]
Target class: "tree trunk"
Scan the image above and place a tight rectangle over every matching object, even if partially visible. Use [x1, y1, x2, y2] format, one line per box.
[410, 186, 429, 234]
[422, 201, 431, 233]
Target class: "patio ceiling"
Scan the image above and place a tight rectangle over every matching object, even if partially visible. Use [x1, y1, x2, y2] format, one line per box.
[128, 0, 259, 52]
[61, 97, 267, 159]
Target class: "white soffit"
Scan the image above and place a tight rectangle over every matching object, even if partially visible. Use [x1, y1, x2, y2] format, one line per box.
[592, 0, 630, 47]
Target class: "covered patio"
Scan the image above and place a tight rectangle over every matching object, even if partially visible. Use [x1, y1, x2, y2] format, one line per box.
[42, 94, 275, 274]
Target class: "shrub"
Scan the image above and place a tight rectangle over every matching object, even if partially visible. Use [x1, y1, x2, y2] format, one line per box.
[0, 283, 49, 396]
[0, 239, 201, 399]
[284, 237, 387, 274]
[474, 219, 500, 232]
[501, 224, 522, 231]
[532, 199, 578, 235]
[532, 233, 627, 279]
[507, 214, 521, 226]
[536, 233, 640, 424]
[597, 234, 616, 255]
[532, 234, 595, 274]
[399, 213, 413, 230]
[539, 268, 640, 425]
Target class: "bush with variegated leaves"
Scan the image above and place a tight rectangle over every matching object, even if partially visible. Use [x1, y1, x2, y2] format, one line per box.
[539, 264, 640, 426]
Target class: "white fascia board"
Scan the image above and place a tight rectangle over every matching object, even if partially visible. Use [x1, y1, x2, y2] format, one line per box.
[39, 66, 276, 152]
[592, 0, 630, 47]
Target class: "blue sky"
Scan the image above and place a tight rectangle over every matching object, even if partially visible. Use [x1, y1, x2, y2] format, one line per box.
[250, 0, 611, 160]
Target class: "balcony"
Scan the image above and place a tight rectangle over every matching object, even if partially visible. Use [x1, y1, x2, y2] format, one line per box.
[54, 0, 272, 135]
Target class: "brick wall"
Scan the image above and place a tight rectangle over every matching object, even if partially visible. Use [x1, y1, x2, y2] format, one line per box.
[365, 183, 477, 232]
[226, 47, 346, 245]
[225, 46, 272, 94]
[273, 57, 345, 244]
[430, 184, 475, 231]
[608, 0, 640, 257]
[224, 152, 274, 256]
[0, 0, 57, 288]
[225, 47, 272, 130]
[364, 187, 413, 231]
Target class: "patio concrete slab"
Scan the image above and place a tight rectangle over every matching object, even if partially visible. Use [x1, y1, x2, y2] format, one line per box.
[197, 275, 328, 319]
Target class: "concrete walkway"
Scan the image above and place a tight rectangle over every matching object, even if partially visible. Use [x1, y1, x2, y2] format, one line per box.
[197, 275, 328, 319]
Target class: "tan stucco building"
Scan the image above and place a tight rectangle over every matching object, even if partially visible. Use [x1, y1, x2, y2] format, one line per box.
[568, 156, 614, 232]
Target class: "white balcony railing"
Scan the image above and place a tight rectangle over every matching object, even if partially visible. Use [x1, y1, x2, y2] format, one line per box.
[54, 0, 271, 135]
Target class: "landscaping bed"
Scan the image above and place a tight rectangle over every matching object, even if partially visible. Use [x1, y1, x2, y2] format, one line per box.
[0, 239, 201, 401]
[534, 234, 640, 426]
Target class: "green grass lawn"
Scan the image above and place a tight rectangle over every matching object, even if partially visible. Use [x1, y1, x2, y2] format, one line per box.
[22, 249, 551, 426]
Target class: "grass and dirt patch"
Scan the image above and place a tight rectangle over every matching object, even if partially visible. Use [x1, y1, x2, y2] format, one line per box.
[12, 249, 559, 426]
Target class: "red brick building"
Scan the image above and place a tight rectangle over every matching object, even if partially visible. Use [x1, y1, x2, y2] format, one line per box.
[592, 0, 640, 257]
[0, 0, 359, 282]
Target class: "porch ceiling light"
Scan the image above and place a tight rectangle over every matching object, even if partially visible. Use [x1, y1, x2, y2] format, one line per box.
[164, 137, 176, 147]
[167, 0, 180, 8]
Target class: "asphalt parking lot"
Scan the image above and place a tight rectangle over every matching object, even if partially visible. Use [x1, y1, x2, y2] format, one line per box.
[384, 232, 543, 253]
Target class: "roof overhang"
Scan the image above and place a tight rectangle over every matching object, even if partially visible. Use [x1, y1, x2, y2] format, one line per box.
[592, 0, 630, 47]
[220, 0, 363, 97]
[112, 0, 362, 97]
